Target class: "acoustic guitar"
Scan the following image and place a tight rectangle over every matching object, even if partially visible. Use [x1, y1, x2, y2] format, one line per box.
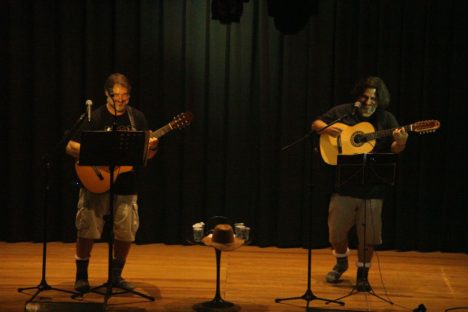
[75, 112, 193, 193]
[319, 120, 440, 165]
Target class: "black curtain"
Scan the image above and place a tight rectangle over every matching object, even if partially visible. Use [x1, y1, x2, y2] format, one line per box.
[1, 0, 466, 252]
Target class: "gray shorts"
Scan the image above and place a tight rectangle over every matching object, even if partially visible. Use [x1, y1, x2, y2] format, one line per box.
[76, 188, 139, 242]
[328, 194, 383, 246]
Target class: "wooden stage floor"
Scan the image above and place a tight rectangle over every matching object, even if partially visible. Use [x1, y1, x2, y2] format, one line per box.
[1, 242, 467, 311]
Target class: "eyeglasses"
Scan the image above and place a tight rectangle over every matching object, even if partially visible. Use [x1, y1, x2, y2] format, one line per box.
[112, 93, 130, 100]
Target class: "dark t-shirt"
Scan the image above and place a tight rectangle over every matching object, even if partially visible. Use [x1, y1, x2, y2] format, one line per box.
[317, 103, 400, 199]
[73, 105, 149, 194]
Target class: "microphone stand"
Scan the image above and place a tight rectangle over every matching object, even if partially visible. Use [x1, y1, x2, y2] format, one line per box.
[280, 105, 358, 153]
[18, 111, 86, 301]
[274, 114, 356, 310]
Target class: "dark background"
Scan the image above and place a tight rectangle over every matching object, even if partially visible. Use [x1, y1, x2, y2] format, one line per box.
[1, 0, 466, 252]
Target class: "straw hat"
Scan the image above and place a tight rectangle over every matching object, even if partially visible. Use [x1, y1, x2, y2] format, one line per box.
[202, 224, 244, 251]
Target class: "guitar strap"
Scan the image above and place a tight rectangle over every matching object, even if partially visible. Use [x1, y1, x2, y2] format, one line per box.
[126, 105, 137, 131]
[126, 105, 139, 172]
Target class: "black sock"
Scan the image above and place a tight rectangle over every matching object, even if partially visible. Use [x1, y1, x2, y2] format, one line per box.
[75, 259, 89, 281]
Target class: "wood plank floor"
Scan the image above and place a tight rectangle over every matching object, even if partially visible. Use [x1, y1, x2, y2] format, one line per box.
[1, 242, 467, 312]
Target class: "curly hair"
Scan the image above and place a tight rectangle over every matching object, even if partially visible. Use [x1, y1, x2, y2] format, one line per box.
[350, 76, 390, 109]
[104, 73, 132, 93]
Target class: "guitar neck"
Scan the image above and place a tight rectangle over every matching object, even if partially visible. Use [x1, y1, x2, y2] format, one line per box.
[148, 111, 193, 139]
[150, 124, 173, 139]
[364, 124, 412, 141]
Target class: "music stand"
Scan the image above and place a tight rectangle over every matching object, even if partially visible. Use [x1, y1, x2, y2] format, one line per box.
[76, 130, 154, 304]
[78, 130, 150, 167]
[333, 153, 396, 304]
[336, 153, 397, 188]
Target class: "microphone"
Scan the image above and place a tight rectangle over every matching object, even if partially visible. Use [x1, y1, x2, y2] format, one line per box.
[107, 88, 114, 97]
[85, 99, 93, 122]
[352, 101, 362, 115]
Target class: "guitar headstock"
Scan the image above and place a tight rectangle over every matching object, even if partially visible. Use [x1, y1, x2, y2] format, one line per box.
[169, 112, 194, 130]
[412, 120, 440, 134]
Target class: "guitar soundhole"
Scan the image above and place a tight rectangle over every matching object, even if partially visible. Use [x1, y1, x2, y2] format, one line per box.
[351, 132, 365, 146]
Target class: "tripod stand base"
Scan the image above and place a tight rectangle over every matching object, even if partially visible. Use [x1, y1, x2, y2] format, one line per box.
[72, 282, 155, 304]
[193, 298, 240, 311]
[18, 280, 79, 303]
[275, 288, 344, 308]
[331, 281, 393, 305]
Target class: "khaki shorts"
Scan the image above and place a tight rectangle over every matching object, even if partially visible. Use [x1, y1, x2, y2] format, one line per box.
[76, 188, 139, 242]
[328, 194, 383, 246]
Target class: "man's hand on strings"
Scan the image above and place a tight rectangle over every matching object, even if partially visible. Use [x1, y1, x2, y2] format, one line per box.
[392, 127, 408, 146]
[391, 127, 408, 153]
[147, 138, 159, 159]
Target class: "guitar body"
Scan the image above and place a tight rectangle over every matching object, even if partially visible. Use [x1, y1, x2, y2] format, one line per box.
[320, 122, 376, 165]
[75, 164, 133, 193]
[75, 111, 194, 193]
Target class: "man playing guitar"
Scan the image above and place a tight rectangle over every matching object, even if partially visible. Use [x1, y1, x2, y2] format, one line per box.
[311, 76, 408, 292]
[66, 73, 158, 293]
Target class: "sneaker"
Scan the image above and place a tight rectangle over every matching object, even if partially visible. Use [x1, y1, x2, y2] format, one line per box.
[355, 266, 371, 291]
[356, 277, 371, 292]
[326, 262, 349, 283]
[74, 278, 90, 293]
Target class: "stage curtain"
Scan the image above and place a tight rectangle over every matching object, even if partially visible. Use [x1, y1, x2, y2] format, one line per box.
[1, 0, 466, 252]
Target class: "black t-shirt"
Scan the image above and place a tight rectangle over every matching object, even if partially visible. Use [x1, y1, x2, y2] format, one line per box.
[73, 105, 149, 194]
[317, 103, 400, 199]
